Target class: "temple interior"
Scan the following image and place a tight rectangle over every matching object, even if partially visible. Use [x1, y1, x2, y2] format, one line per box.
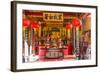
[22, 10, 91, 62]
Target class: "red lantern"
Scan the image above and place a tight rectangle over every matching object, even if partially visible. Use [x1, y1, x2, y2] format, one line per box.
[72, 19, 81, 27]
[66, 23, 72, 29]
[23, 19, 30, 28]
[32, 22, 40, 29]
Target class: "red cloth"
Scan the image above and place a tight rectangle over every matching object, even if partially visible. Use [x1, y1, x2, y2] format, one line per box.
[63, 46, 68, 55]
[67, 44, 74, 55]
[39, 48, 46, 56]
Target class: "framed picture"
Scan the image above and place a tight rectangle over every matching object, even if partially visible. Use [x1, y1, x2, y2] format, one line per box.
[11, 1, 98, 72]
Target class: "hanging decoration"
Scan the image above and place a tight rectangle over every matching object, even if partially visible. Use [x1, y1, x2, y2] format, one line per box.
[23, 19, 30, 28]
[71, 18, 81, 27]
[32, 22, 40, 29]
[66, 23, 72, 38]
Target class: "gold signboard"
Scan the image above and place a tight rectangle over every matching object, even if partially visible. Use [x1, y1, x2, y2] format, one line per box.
[43, 12, 63, 21]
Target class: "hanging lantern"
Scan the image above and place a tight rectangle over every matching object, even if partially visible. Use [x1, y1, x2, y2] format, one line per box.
[66, 23, 72, 29]
[66, 23, 72, 38]
[32, 22, 40, 29]
[71, 18, 81, 27]
[23, 19, 30, 28]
